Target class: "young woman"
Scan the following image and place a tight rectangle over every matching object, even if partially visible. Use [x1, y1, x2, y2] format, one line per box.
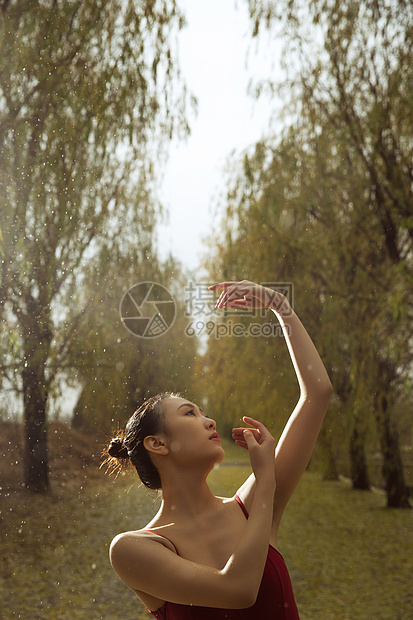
[105, 280, 333, 619]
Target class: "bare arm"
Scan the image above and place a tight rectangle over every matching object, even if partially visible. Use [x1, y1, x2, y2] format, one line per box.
[268, 300, 333, 517]
[211, 280, 333, 524]
[110, 419, 276, 609]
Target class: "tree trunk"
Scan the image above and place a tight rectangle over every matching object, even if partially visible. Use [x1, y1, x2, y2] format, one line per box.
[349, 425, 370, 491]
[22, 364, 50, 492]
[318, 426, 339, 481]
[375, 393, 410, 509]
[21, 295, 52, 492]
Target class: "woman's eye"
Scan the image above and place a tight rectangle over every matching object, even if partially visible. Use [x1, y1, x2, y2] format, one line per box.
[185, 410, 196, 416]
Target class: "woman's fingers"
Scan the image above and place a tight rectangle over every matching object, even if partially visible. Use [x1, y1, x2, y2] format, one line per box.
[208, 282, 239, 290]
[234, 418, 276, 481]
[242, 416, 270, 436]
[242, 415, 263, 426]
[232, 417, 272, 448]
[215, 291, 229, 308]
[234, 439, 248, 450]
[241, 429, 260, 451]
[232, 428, 260, 443]
[210, 280, 284, 311]
[215, 290, 246, 309]
[210, 282, 244, 306]
[210, 281, 257, 309]
[232, 416, 266, 434]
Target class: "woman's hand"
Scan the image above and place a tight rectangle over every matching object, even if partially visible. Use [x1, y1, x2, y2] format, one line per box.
[232, 417, 276, 484]
[209, 280, 288, 313]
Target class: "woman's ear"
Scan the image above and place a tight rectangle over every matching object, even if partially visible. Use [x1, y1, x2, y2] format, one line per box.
[143, 435, 169, 456]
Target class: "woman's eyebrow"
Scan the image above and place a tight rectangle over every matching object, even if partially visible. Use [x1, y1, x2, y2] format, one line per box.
[177, 403, 205, 415]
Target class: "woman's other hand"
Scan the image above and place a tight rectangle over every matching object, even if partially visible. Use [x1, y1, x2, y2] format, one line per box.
[232, 417, 276, 484]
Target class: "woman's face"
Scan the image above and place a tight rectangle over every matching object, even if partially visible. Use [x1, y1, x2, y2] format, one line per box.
[161, 397, 225, 468]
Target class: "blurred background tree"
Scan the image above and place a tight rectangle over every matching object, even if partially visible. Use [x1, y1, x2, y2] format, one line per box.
[0, 0, 194, 492]
[201, 0, 412, 507]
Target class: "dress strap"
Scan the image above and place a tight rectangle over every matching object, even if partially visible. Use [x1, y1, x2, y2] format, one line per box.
[234, 494, 249, 519]
[145, 530, 179, 555]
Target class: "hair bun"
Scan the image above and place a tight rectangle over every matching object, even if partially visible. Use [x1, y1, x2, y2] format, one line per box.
[108, 438, 129, 459]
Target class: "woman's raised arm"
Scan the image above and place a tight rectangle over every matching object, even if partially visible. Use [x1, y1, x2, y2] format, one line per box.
[210, 280, 333, 525]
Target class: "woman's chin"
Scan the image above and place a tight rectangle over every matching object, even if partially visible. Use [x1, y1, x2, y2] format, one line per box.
[213, 446, 225, 466]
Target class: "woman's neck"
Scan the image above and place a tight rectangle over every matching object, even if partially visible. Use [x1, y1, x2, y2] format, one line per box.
[158, 470, 220, 521]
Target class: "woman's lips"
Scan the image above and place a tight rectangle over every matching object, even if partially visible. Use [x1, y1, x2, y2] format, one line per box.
[209, 432, 220, 441]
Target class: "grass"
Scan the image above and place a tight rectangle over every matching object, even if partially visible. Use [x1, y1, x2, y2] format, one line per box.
[1, 424, 412, 619]
[276, 475, 413, 619]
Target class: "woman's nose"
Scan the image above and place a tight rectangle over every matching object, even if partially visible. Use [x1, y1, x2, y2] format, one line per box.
[206, 417, 216, 429]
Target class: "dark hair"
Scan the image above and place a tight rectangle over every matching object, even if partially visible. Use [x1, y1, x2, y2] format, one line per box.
[102, 392, 178, 490]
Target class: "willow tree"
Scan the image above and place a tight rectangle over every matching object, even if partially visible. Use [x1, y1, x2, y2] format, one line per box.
[206, 123, 410, 503]
[0, 0, 190, 492]
[241, 0, 413, 506]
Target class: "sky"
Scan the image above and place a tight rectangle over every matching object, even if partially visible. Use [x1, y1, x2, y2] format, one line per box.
[158, 0, 280, 273]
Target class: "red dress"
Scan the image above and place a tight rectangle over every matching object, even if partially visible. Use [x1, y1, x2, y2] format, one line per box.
[147, 495, 300, 619]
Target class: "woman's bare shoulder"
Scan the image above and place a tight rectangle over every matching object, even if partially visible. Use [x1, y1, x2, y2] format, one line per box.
[110, 527, 177, 556]
[109, 529, 170, 612]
